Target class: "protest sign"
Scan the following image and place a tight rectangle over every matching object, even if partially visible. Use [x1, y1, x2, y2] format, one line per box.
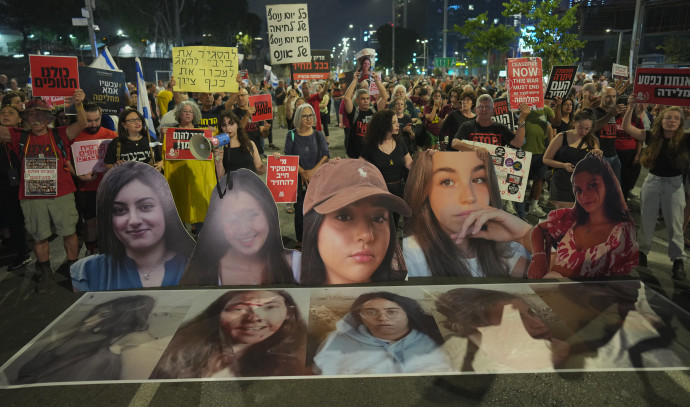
[266, 4, 311, 64]
[492, 98, 515, 131]
[172, 46, 238, 93]
[291, 50, 332, 80]
[267, 155, 298, 203]
[71, 139, 112, 175]
[468, 141, 531, 202]
[42, 96, 64, 108]
[249, 94, 273, 122]
[65, 66, 126, 115]
[164, 128, 212, 160]
[24, 158, 57, 197]
[543, 65, 577, 100]
[29, 55, 79, 97]
[506, 57, 543, 109]
[633, 67, 690, 107]
[612, 63, 629, 80]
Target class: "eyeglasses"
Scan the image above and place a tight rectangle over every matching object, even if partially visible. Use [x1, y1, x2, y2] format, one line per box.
[125, 118, 143, 123]
[476, 105, 493, 111]
[360, 308, 403, 319]
[302, 114, 315, 120]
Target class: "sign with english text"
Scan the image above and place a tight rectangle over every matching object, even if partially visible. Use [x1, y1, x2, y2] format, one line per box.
[506, 58, 544, 109]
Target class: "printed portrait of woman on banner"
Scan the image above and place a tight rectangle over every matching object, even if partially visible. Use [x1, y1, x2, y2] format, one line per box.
[179, 169, 297, 286]
[434, 288, 570, 372]
[311, 291, 453, 375]
[5, 295, 156, 384]
[356, 53, 374, 84]
[150, 290, 307, 378]
[403, 150, 533, 278]
[70, 161, 195, 291]
[528, 153, 638, 278]
[299, 159, 411, 285]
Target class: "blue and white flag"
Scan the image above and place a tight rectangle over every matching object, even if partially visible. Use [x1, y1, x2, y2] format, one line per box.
[135, 57, 158, 141]
[90, 47, 119, 71]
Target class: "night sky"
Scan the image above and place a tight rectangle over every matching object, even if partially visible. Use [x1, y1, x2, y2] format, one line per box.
[248, 0, 393, 52]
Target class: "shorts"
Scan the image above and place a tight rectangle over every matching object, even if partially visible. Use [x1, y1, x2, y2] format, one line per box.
[528, 154, 548, 180]
[20, 193, 79, 241]
[76, 190, 98, 220]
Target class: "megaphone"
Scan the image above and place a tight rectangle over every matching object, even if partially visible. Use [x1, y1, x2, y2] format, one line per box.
[189, 133, 231, 160]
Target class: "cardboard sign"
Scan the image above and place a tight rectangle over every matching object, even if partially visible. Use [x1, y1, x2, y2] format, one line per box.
[267, 155, 299, 203]
[24, 157, 57, 196]
[266, 4, 311, 64]
[71, 139, 112, 175]
[65, 66, 127, 115]
[42, 96, 65, 108]
[492, 98, 515, 131]
[172, 46, 239, 93]
[612, 63, 629, 80]
[544, 65, 577, 100]
[249, 94, 273, 122]
[291, 50, 332, 80]
[506, 58, 544, 109]
[29, 55, 80, 97]
[632, 67, 690, 107]
[164, 128, 212, 160]
[465, 141, 532, 202]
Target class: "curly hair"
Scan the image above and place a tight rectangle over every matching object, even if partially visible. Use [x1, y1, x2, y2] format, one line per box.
[364, 109, 398, 148]
[174, 100, 202, 126]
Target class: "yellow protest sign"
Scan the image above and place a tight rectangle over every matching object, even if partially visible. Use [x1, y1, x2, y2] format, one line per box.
[172, 46, 238, 93]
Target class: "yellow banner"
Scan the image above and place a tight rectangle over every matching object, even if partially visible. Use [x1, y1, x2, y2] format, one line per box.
[172, 46, 238, 93]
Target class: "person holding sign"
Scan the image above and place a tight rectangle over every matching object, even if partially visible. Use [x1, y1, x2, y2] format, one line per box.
[104, 109, 162, 171]
[451, 95, 527, 152]
[344, 70, 389, 158]
[549, 97, 576, 134]
[213, 110, 265, 177]
[623, 97, 689, 279]
[299, 159, 411, 285]
[150, 290, 307, 378]
[179, 169, 297, 286]
[70, 161, 195, 291]
[403, 151, 532, 278]
[0, 91, 87, 293]
[528, 153, 637, 279]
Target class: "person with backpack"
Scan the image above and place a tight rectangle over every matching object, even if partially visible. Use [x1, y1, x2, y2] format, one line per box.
[0, 91, 87, 293]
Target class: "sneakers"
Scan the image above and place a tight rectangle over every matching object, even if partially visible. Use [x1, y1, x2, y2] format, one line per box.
[286, 203, 295, 214]
[672, 260, 686, 281]
[638, 251, 647, 267]
[504, 201, 517, 215]
[35, 263, 53, 294]
[528, 201, 547, 217]
[7, 253, 31, 271]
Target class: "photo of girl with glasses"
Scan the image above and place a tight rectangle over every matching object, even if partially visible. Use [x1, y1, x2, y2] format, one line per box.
[311, 291, 452, 375]
[104, 109, 162, 171]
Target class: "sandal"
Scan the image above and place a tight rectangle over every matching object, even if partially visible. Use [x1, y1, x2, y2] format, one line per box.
[286, 203, 295, 214]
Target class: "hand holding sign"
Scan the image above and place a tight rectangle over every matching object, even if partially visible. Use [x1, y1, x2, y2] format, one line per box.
[248, 94, 273, 122]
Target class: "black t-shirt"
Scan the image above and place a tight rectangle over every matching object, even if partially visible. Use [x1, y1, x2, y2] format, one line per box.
[442, 111, 476, 150]
[647, 130, 690, 177]
[346, 107, 375, 158]
[397, 114, 414, 152]
[360, 140, 409, 184]
[456, 119, 515, 147]
[104, 137, 162, 165]
[594, 107, 618, 157]
[234, 107, 265, 156]
[223, 145, 255, 173]
[199, 105, 224, 130]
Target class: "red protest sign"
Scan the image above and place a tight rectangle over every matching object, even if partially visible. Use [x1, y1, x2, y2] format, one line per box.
[632, 68, 690, 107]
[249, 94, 273, 122]
[42, 96, 65, 108]
[29, 55, 80, 97]
[164, 128, 212, 160]
[291, 50, 332, 80]
[267, 155, 299, 203]
[506, 58, 544, 109]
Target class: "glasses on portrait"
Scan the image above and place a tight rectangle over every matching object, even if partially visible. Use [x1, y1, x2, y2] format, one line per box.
[125, 118, 143, 123]
[360, 308, 403, 319]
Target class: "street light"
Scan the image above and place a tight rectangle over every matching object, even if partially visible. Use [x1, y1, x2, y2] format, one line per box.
[416, 39, 428, 72]
[606, 28, 633, 65]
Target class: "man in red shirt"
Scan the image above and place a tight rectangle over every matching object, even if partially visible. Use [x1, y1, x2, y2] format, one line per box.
[0, 91, 86, 293]
[70, 102, 117, 257]
[300, 80, 330, 132]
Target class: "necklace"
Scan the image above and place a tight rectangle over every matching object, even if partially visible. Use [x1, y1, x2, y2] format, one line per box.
[380, 139, 395, 154]
[142, 272, 150, 280]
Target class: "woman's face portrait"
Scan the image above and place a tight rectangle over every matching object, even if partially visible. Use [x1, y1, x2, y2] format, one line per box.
[390, 115, 399, 135]
[220, 117, 238, 136]
[428, 152, 490, 235]
[220, 291, 288, 345]
[359, 298, 410, 341]
[573, 171, 606, 215]
[178, 105, 194, 125]
[9, 96, 24, 111]
[562, 99, 573, 114]
[112, 180, 166, 253]
[221, 190, 269, 258]
[394, 99, 405, 114]
[461, 97, 473, 111]
[123, 111, 143, 134]
[574, 119, 592, 138]
[394, 88, 405, 99]
[662, 110, 682, 133]
[486, 300, 551, 340]
[317, 198, 391, 284]
[361, 58, 371, 74]
[0, 106, 21, 126]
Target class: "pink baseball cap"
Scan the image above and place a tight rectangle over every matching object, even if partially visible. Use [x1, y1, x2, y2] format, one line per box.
[303, 159, 411, 216]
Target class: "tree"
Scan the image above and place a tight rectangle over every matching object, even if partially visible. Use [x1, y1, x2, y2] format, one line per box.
[657, 36, 690, 64]
[503, 0, 585, 75]
[375, 24, 420, 73]
[454, 12, 517, 80]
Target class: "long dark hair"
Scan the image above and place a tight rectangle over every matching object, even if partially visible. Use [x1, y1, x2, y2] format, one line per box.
[572, 108, 598, 149]
[217, 109, 253, 155]
[349, 291, 443, 344]
[300, 208, 405, 285]
[571, 153, 633, 225]
[403, 150, 513, 277]
[96, 161, 195, 270]
[149, 290, 306, 378]
[364, 109, 399, 148]
[179, 169, 294, 286]
[80, 295, 155, 338]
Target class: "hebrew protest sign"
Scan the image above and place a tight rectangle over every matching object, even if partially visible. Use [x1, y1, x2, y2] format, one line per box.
[544, 65, 577, 100]
[29, 55, 79, 97]
[267, 155, 298, 203]
[266, 4, 311, 64]
[164, 128, 212, 160]
[632, 67, 690, 107]
[506, 58, 544, 109]
[71, 139, 112, 175]
[65, 66, 127, 115]
[612, 63, 629, 80]
[492, 98, 515, 131]
[249, 94, 273, 122]
[291, 50, 332, 80]
[173, 46, 238, 93]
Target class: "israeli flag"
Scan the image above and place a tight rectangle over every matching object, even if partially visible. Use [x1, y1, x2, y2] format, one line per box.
[135, 57, 158, 141]
[90, 47, 119, 71]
